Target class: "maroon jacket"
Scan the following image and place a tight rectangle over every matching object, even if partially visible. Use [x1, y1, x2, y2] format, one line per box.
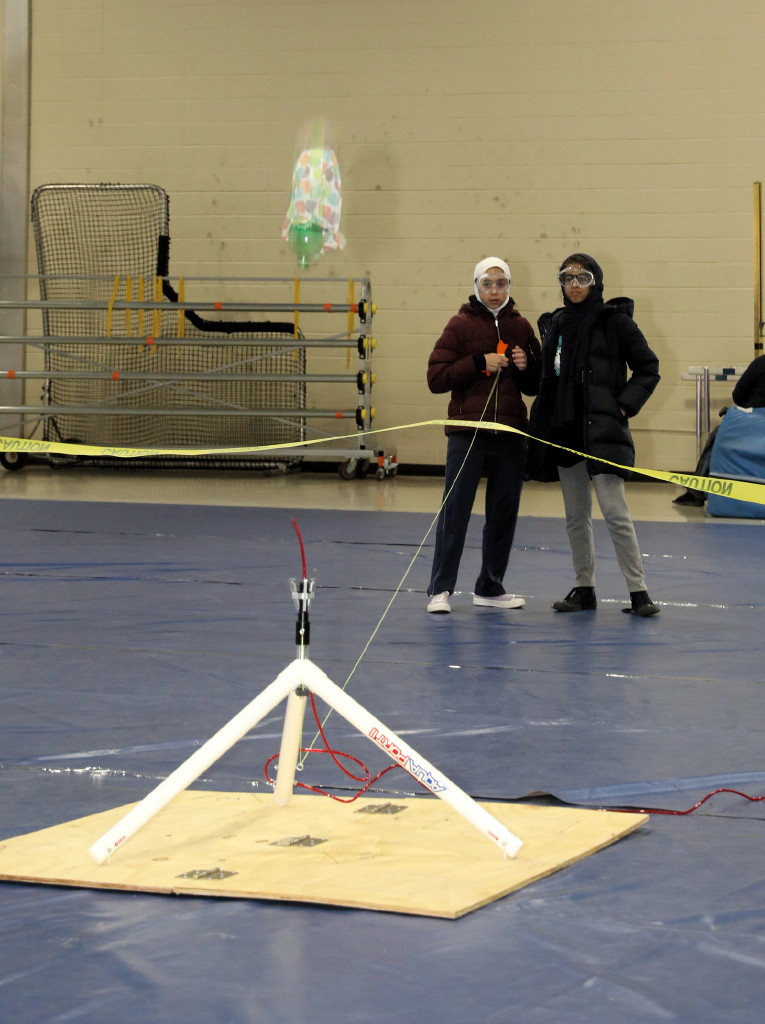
[427, 297, 541, 435]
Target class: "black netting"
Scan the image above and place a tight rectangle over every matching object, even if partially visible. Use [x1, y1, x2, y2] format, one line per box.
[31, 184, 305, 467]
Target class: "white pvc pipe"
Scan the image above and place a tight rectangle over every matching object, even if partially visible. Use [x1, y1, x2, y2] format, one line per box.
[88, 661, 303, 864]
[301, 660, 524, 859]
[272, 687, 308, 806]
[88, 657, 523, 864]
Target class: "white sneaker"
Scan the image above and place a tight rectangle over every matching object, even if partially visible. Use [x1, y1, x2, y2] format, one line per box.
[427, 592, 451, 613]
[473, 593, 525, 609]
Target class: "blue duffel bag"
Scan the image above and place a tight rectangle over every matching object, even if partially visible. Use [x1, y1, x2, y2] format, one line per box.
[707, 405, 765, 518]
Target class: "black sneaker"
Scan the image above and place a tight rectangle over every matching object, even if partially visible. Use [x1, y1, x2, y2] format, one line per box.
[672, 491, 705, 507]
[552, 586, 597, 612]
[623, 590, 660, 617]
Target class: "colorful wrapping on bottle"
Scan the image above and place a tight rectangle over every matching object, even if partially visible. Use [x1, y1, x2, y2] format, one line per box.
[281, 147, 345, 253]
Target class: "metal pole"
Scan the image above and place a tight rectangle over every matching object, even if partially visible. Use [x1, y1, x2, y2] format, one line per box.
[755, 182, 763, 357]
[0, 0, 31, 437]
[703, 366, 711, 441]
[695, 372, 703, 461]
[272, 576, 314, 806]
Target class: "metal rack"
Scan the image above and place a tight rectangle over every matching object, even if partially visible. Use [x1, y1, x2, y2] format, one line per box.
[0, 184, 396, 478]
[0, 277, 397, 479]
[681, 365, 744, 459]
[0, 278, 397, 477]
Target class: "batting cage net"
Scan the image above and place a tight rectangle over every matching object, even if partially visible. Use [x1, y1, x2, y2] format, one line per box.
[30, 183, 306, 470]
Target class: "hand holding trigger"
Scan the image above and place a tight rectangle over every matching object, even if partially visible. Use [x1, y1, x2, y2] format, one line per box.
[484, 339, 509, 376]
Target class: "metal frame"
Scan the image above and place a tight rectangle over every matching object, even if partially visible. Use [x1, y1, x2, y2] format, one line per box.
[681, 365, 745, 460]
[0, 277, 397, 479]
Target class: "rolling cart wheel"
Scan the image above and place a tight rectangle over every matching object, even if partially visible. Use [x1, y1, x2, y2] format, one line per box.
[375, 467, 386, 481]
[355, 458, 371, 478]
[338, 458, 359, 480]
[0, 451, 29, 472]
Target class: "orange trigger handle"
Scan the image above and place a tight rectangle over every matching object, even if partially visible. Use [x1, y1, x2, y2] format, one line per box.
[484, 339, 509, 375]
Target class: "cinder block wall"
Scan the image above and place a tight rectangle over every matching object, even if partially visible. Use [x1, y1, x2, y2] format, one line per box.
[28, 0, 765, 471]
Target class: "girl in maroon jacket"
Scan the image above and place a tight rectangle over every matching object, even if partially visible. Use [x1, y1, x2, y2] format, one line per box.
[426, 258, 541, 613]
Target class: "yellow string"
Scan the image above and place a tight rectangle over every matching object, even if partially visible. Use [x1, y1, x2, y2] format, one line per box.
[299, 373, 503, 765]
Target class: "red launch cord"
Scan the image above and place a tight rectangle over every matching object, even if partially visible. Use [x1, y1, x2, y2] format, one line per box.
[610, 787, 765, 816]
[291, 518, 307, 579]
[264, 691, 402, 803]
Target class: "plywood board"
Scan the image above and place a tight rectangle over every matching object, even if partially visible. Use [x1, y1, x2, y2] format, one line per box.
[0, 793, 648, 919]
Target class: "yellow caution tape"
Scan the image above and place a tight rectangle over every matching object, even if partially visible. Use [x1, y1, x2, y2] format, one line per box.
[1, 419, 763, 506]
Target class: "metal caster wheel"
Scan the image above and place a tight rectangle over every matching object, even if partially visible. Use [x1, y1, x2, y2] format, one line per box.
[0, 451, 29, 472]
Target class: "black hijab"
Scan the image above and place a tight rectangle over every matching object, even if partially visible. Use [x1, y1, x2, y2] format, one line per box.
[552, 253, 605, 427]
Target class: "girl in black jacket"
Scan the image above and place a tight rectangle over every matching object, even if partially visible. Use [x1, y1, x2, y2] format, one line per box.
[528, 253, 661, 616]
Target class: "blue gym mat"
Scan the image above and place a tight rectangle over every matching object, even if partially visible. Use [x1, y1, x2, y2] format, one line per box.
[1, 499, 764, 1023]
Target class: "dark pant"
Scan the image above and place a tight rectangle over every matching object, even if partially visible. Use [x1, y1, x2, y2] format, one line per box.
[428, 431, 526, 597]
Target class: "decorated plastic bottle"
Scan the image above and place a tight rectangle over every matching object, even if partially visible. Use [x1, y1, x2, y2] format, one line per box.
[282, 146, 345, 267]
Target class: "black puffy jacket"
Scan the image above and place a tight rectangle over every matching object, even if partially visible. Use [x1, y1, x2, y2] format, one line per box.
[528, 297, 660, 480]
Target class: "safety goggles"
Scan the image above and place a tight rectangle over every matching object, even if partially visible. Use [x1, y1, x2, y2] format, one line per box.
[477, 275, 511, 292]
[558, 271, 595, 287]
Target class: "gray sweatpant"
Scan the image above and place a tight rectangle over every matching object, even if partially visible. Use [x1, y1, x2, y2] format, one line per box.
[557, 461, 647, 593]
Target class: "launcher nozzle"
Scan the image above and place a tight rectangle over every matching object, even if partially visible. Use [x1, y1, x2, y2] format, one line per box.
[289, 576, 316, 612]
[290, 577, 315, 657]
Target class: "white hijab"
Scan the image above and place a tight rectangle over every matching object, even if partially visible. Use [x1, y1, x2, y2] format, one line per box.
[473, 257, 513, 316]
